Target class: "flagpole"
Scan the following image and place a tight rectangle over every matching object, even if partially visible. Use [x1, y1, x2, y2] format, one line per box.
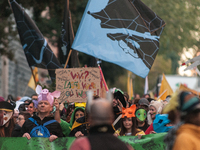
[195, 67, 200, 76]
[157, 89, 167, 100]
[30, 67, 37, 85]
[98, 64, 109, 91]
[113, 114, 122, 126]
[62, 0, 77, 69]
[64, 49, 72, 68]
[144, 76, 148, 94]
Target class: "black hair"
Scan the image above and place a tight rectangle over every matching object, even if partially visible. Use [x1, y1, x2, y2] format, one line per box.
[147, 98, 154, 103]
[143, 94, 150, 98]
[134, 93, 140, 98]
[166, 95, 171, 98]
[18, 103, 26, 112]
[133, 98, 140, 106]
[114, 91, 126, 108]
[27, 100, 35, 106]
[19, 111, 31, 120]
[65, 104, 75, 118]
[93, 95, 100, 100]
[73, 108, 85, 121]
[124, 92, 129, 101]
[24, 99, 31, 103]
[31, 94, 38, 99]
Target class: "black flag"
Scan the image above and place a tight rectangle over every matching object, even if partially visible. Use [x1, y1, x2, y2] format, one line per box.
[60, 0, 80, 68]
[8, 0, 62, 80]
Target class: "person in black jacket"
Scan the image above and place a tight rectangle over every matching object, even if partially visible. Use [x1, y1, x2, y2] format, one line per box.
[20, 86, 63, 142]
[21, 100, 64, 141]
[12, 111, 31, 137]
[69, 115, 88, 137]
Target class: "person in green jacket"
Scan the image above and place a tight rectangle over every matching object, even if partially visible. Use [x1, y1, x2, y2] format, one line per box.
[54, 100, 85, 136]
[69, 107, 85, 127]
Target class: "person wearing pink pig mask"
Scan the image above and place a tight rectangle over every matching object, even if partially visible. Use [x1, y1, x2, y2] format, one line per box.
[20, 85, 64, 141]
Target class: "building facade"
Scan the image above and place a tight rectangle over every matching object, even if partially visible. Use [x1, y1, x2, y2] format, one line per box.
[0, 40, 35, 100]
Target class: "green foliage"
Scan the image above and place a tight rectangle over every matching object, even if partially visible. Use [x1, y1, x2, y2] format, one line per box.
[142, 0, 200, 73]
[0, 0, 15, 59]
[101, 61, 126, 90]
[149, 55, 172, 89]
[133, 55, 172, 96]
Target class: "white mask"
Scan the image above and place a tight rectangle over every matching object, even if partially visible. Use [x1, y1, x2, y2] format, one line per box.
[0, 110, 13, 126]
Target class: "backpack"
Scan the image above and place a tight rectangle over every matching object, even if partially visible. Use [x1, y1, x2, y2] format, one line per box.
[28, 118, 57, 137]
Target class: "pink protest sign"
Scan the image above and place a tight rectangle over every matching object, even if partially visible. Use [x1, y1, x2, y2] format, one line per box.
[56, 68, 100, 103]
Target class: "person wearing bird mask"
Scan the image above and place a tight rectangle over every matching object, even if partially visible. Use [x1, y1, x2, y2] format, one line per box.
[0, 96, 15, 137]
[135, 108, 149, 132]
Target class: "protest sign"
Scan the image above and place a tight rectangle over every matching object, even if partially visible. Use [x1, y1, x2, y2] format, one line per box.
[56, 68, 100, 103]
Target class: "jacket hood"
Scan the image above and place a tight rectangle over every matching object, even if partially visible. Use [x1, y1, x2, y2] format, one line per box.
[70, 107, 85, 126]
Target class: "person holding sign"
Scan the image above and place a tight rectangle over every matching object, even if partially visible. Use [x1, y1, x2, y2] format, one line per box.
[112, 88, 128, 130]
[54, 100, 85, 137]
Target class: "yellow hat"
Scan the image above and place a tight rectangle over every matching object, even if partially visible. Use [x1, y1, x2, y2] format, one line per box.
[75, 102, 86, 108]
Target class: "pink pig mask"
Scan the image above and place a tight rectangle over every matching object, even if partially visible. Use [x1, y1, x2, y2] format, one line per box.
[36, 85, 61, 106]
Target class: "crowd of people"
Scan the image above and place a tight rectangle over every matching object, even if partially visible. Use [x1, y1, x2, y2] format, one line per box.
[0, 84, 200, 149]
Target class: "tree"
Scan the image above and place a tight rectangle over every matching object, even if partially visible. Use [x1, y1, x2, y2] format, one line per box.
[132, 55, 172, 96]
[0, 0, 15, 59]
[142, 0, 200, 74]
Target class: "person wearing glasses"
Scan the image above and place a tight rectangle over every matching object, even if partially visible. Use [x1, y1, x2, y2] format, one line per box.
[12, 112, 31, 137]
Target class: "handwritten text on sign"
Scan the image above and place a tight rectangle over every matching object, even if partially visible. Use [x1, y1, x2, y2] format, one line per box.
[56, 68, 100, 103]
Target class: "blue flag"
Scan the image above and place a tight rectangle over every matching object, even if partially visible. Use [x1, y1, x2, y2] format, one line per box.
[72, 0, 165, 78]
